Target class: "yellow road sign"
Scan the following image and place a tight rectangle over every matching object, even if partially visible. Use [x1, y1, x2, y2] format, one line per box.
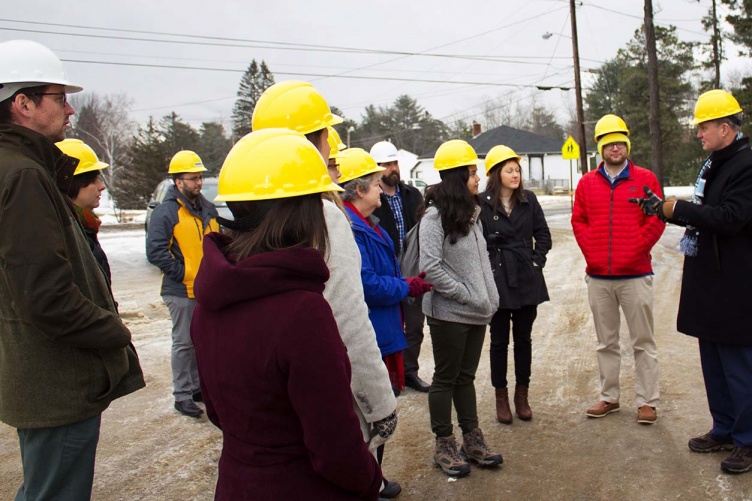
[562, 136, 580, 160]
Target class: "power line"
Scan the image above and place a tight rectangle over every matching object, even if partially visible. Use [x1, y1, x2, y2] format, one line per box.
[62, 58, 577, 91]
[0, 20, 602, 64]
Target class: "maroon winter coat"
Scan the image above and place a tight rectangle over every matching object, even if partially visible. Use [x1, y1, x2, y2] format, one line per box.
[191, 233, 382, 501]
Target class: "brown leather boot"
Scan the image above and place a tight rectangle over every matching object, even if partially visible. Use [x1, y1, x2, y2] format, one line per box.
[495, 387, 513, 424]
[514, 385, 532, 421]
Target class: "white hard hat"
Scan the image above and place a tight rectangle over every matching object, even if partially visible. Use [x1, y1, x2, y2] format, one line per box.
[369, 141, 399, 164]
[0, 40, 83, 102]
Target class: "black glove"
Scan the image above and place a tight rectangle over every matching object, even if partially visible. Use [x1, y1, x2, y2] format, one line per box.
[628, 185, 668, 222]
[368, 411, 398, 452]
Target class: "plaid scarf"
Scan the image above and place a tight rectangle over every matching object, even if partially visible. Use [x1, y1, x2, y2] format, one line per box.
[678, 132, 744, 256]
[74, 204, 102, 233]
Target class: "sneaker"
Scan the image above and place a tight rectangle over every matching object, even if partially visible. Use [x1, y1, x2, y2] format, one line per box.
[721, 446, 752, 474]
[586, 401, 620, 418]
[637, 405, 657, 425]
[460, 428, 503, 467]
[433, 435, 471, 477]
[688, 431, 734, 453]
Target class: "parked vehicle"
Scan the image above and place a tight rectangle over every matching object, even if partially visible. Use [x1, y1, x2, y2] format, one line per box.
[405, 178, 428, 194]
[144, 177, 231, 233]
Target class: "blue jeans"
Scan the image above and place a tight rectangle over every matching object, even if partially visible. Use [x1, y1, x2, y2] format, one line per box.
[16, 413, 102, 501]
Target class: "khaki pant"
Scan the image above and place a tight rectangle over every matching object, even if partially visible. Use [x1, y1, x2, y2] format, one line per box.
[586, 275, 659, 407]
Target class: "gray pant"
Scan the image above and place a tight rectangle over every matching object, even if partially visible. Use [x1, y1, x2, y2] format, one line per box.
[164, 295, 200, 402]
[402, 297, 426, 378]
[16, 413, 101, 501]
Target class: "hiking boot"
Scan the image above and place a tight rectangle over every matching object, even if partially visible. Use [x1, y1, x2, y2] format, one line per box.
[433, 435, 471, 477]
[688, 431, 734, 453]
[460, 428, 503, 467]
[514, 385, 532, 421]
[586, 400, 620, 418]
[495, 388, 513, 424]
[637, 405, 657, 425]
[721, 446, 752, 474]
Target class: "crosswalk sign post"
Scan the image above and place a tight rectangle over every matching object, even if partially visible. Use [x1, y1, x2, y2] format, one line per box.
[562, 136, 580, 212]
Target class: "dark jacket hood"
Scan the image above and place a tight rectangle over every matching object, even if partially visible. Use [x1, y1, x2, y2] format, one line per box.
[194, 232, 330, 311]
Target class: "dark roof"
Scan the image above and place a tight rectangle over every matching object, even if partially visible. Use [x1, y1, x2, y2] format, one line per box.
[468, 125, 563, 156]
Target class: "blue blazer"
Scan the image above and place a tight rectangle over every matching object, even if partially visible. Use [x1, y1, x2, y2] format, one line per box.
[345, 206, 409, 357]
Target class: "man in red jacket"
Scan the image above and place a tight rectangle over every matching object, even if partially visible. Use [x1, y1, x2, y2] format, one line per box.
[571, 114, 665, 424]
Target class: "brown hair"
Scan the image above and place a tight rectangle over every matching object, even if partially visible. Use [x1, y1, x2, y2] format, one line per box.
[485, 159, 526, 213]
[0, 85, 48, 124]
[224, 193, 329, 261]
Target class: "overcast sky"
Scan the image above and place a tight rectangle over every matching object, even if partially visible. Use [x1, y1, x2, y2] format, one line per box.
[2, 0, 749, 133]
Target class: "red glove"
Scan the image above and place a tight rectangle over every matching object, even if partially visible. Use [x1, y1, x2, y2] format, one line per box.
[406, 271, 433, 298]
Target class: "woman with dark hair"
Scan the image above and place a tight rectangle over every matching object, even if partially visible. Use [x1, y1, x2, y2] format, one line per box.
[190, 129, 382, 500]
[55, 138, 112, 284]
[480, 145, 551, 425]
[419, 139, 501, 478]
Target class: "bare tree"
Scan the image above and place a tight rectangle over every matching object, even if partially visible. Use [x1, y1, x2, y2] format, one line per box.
[69, 93, 136, 203]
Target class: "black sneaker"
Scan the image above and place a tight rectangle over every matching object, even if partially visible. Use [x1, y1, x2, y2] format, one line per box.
[688, 431, 733, 453]
[174, 399, 203, 417]
[721, 446, 752, 474]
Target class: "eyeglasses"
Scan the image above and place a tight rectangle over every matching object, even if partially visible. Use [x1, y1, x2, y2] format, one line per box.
[604, 142, 627, 151]
[327, 163, 340, 172]
[28, 92, 68, 106]
[178, 175, 203, 183]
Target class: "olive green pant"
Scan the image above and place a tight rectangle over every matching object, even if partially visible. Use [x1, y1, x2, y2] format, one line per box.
[427, 317, 486, 438]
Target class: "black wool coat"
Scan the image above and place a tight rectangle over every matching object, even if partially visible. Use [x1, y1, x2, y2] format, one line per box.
[480, 190, 552, 309]
[672, 137, 752, 345]
[372, 181, 423, 257]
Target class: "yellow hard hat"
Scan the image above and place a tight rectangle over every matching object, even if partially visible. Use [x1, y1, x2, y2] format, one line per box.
[433, 139, 478, 172]
[484, 145, 521, 174]
[597, 132, 631, 157]
[692, 89, 743, 125]
[327, 127, 346, 159]
[168, 150, 207, 174]
[55, 138, 109, 175]
[337, 148, 385, 184]
[251, 80, 343, 135]
[216, 128, 343, 202]
[594, 114, 630, 142]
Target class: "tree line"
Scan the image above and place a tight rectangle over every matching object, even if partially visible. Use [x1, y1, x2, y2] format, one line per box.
[69, 1, 752, 211]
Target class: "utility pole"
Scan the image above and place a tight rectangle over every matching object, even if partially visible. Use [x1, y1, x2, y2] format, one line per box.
[644, 0, 663, 184]
[569, 0, 588, 175]
[710, 0, 722, 88]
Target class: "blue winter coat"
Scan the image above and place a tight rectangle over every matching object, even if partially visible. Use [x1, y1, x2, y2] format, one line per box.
[345, 206, 409, 357]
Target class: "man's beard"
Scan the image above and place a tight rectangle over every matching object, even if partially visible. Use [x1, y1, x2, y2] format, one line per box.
[382, 172, 400, 187]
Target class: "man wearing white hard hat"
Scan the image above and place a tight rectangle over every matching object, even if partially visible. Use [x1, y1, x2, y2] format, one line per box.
[0, 40, 144, 499]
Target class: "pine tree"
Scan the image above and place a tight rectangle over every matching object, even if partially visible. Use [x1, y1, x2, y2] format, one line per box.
[231, 60, 275, 140]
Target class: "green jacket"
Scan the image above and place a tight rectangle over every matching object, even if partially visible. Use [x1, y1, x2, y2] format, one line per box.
[0, 124, 145, 429]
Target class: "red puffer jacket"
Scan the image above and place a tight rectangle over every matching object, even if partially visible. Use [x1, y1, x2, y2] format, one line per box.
[571, 162, 665, 276]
